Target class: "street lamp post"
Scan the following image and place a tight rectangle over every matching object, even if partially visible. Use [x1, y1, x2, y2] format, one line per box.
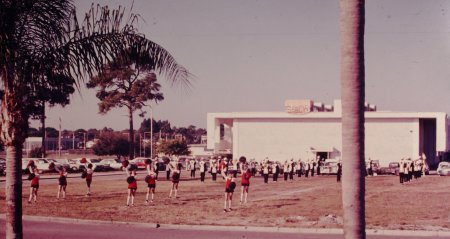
[150, 105, 153, 158]
[143, 132, 151, 157]
[83, 132, 86, 151]
[58, 117, 62, 157]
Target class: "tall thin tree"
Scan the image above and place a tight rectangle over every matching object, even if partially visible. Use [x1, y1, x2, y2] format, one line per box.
[340, 0, 366, 238]
[87, 53, 165, 160]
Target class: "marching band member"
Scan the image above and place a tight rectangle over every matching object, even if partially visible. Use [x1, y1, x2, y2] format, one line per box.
[199, 158, 207, 182]
[283, 161, 289, 181]
[28, 167, 40, 204]
[222, 171, 236, 212]
[145, 169, 157, 204]
[57, 167, 68, 200]
[126, 170, 137, 206]
[240, 168, 252, 204]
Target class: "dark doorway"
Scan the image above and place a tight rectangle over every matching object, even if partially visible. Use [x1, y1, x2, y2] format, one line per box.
[316, 152, 329, 161]
[419, 118, 437, 167]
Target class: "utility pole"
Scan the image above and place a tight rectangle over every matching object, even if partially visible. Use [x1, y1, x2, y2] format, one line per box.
[83, 132, 86, 151]
[58, 117, 62, 157]
[150, 105, 153, 158]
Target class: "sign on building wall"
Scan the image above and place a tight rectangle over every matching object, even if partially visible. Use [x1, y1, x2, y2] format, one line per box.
[284, 99, 312, 114]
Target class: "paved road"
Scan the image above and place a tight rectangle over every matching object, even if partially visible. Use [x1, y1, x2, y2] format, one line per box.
[0, 217, 449, 239]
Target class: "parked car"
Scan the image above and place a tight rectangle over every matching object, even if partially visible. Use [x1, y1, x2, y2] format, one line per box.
[131, 157, 152, 170]
[56, 158, 80, 173]
[319, 159, 340, 175]
[47, 158, 69, 172]
[22, 158, 55, 173]
[101, 158, 123, 171]
[73, 158, 106, 172]
[437, 162, 450, 176]
[379, 162, 400, 175]
[0, 158, 5, 176]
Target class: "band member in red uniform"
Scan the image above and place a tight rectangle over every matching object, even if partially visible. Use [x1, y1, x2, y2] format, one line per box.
[57, 167, 68, 200]
[127, 171, 137, 206]
[169, 170, 180, 198]
[85, 163, 93, 196]
[28, 167, 40, 204]
[240, 168, 252, 204]
[222, 171, 236, 212]
[145, 170, 157, 204]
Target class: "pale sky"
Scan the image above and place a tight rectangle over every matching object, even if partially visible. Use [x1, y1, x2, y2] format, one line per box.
[34, 0, 450, 131]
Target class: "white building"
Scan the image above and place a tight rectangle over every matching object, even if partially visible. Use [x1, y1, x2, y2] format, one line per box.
[207, 99, 449, 167]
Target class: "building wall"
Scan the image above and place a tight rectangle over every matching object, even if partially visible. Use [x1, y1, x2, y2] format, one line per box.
[208, 112, 448, 167]
[365, 118, 418, 165]
[230, 117, 424, 166]
[234, 118, 342, 161]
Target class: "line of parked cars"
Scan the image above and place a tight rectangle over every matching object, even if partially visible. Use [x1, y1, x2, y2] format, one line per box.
[17, 156, 170, 174]
[20, 157, 126, 174]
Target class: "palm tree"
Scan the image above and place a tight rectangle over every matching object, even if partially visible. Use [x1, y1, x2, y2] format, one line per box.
[0, 1, 189, 238]
[340, 0, 366, 238]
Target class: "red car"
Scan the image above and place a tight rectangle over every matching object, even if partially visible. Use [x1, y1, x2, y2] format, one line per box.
[131, 157, 151, 170]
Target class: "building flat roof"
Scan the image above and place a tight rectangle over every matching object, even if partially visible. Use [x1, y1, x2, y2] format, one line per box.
[207, 111, 447, 119]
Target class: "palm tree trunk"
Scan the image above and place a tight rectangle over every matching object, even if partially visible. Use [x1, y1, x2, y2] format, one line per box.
[2, 85, 27, 239]
[340, 0, 366, 238]
[4, 144, 23, 239]
[128, 107, 135, 159]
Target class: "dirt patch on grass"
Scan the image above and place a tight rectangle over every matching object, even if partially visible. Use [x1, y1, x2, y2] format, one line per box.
[1, 173, 449, 230]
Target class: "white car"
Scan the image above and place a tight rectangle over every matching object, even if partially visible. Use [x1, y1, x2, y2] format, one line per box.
[73, 158, 105, 172]
[22, 158, 54, 173]
[101, 158, 123, 170]
[437, 162, 450, 176]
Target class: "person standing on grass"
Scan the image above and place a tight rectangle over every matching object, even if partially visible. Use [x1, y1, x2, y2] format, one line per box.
[169, 169, 180, 198]
[126, 170, 137, 206]
[404, 159, 410, 183]
[220, 157, 228, 179]
[337, 162, 342, 182]
[84, 163, 94, 196]
[222, 171, 236, 212]
[399, 158, 404, 184]
[283, 160, 289, 181]
[210, 158, 218, 181]
[57, 167, 68, 200]
[145, 170, 157, 204]
[262, 160, 269, 184]
[296, 159, 302, 177]
[28, 167, 40, 204]
[232, 158, 239, 178]
[305, 160, 310, 178]
[289, 159, 295, 180]
[311, 159, 316, 177]
[421, 153, 427, 177]
[273, 161, 280, 182]
[199, 158, 206, 182]
[409, 159, 414, 182]
[240, 168, 252, 204]
[316, 156, 322, 176]
[189, 158, 196, 178]
[165, 159, 172, 180]
[250, 161, 256, 176]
